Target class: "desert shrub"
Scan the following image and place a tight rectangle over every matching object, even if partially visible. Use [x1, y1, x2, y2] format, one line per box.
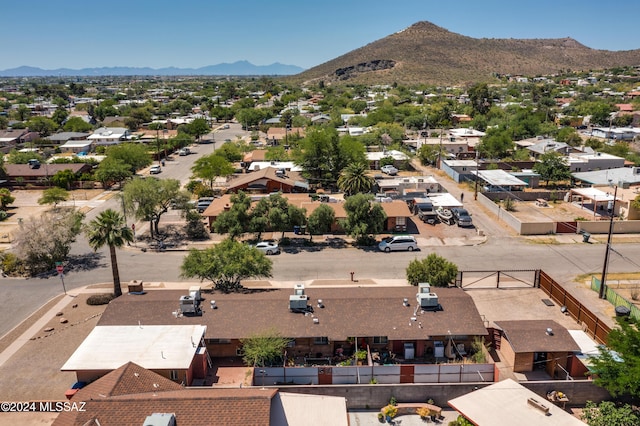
[86, 293, 116, 305]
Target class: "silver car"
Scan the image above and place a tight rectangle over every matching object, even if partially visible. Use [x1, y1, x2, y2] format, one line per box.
[254, 241, 281, 255]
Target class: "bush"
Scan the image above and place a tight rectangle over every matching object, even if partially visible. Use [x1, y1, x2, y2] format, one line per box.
[355, 235, 377, 246]
[0, 210, 8, 221]
[0, 252, 25, 276]
[86, 293, 116, 305]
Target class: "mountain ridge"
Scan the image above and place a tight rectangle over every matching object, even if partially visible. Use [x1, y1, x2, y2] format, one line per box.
[0, 61, 305, 77]
[293, 21, 640, 86]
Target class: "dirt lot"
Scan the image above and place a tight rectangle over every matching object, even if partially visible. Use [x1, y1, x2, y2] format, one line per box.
[0, 292, 107, 401]
[0, 189, 109, 246]
[507, 200, 595, 222]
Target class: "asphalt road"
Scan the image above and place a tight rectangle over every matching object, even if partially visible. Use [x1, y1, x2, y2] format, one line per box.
[1, 126, 639, 337]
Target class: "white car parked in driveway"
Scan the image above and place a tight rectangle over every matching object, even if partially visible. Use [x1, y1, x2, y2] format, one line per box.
[254, 241, 281, 255]
[149, 165, 161, 174]
[381, 165, 398, 175]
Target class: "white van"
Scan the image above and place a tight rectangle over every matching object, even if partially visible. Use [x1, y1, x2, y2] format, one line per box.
[378, 235, 418, 252]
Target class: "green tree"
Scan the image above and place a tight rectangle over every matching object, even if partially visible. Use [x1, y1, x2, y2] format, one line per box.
[26, 116, 58, 137]
[186, 118, 210, 142]
[63, 116, 93, 133]
[191, 154, 234, 188]
[51, 169, 76, 189]
[122, 177, 182, 239]
[38, 187, 69, 208]
[307, 203, 335, 241]
[213, 191, 252, 239]
[240, 329, 291, 368]
[6, 149, 44, 164]
[589, 318, 640, 397]
[337, 162, 375, 196]
[468, 82, 492, 115]
[215, 142, 243, 162]
[180, 238, 272, 292]
[93, 157, 133, 188]
[406, 253, 458, 287]
[417, 144, 446, 166]
[0, 188, 15, 210]
[340, 193, 386, 244]
[105, 143, 152, 172]
[478, 129, 513, 159]
[85, 209, 134, 297]
[533, 151, 571, 187]
[52, 108, 69, 127]
[12, 208, 84, 275]
[581, 401, 640, 426]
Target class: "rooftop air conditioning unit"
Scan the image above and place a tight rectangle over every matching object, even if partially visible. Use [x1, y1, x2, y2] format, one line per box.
[143, 413, 176, 426]
[417, 282, 431, 294]
[416, 293, 439, 309]
[179, 295, 197, 314]
[294, 284, 305, 296]
[289, 294, 308, 311]
[189, 286, 201, 301]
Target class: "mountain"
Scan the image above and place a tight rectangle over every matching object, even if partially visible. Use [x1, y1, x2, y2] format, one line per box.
[293, 21, 640, 86]
[0, 61, 305, 77]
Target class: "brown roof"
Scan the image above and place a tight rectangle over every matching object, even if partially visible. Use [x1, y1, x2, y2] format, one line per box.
[380, 200, 411, 217]
[225, 167, 307, 192]
[243, 149, 268, 163]
[55, 365, 275, 426]
[98, 287, 488, 341]
[72, 361, 183, 400]
[266, 127, 305, 140]
[495, 320, 580, 353]
[4, 163, 92, 178]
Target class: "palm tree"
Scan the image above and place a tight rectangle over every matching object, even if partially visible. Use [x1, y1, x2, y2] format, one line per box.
[85, 209, 134, 297]
[337, 162, 375, 196]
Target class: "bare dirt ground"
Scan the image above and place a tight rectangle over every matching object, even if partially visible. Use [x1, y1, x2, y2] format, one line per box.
[507, 200, 594, 222]
[0, 292, 108, 401]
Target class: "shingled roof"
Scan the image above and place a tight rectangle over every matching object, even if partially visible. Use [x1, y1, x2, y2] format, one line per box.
[495, 320, 580, 353]
[98, 287, 488, 341]
[54, 365, 275, 426]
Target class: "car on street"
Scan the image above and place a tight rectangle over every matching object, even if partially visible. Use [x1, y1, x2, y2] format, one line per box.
[178, 148, 190, 156]
[149, 165, 161, 174]
[378, 235, 418, 252]
[254, 241, 280, 255]
[381, 165, 399, 175]
[450, 207, 473, 227]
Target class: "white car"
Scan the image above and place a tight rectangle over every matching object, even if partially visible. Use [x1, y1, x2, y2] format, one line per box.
[149, 165, 162, 174]
[254, 241, 280, 255]
[381, 165, 399, 175]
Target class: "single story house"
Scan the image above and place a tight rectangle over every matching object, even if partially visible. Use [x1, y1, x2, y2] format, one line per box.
[61, 325, 208, 385]
[376, 175, 441, 195]
[471, 169, 528, 192]
[494, 320, 580, 377]
[44, 132, 90, 146]
[225, 167, 309, 194]
[87, 127, 130, 145]
[366, 150, 410, 170]
[441, 159, 478, 183]
[572, 166, 640, 187]
[58, 139, 94, 154]
[55, 361, 347, 426]
[567, 152, 625, 173]
[448, 378, 585, 426]
[3, 163, 93, 186]
[96, 286, 489, 372]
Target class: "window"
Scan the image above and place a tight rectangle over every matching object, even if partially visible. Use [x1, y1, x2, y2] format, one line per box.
[314, 337, 329, 345]
[206, 338, 231, 344]
[170, 370, 179, 381]
[396, 217, 406, 226]
[373, 336, 388, 344]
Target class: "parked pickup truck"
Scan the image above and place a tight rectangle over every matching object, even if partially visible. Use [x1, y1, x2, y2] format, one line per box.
[413, 199, 437, 224]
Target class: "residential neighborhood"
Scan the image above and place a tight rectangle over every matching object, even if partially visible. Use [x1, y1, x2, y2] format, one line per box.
[1, 62, 640, 425]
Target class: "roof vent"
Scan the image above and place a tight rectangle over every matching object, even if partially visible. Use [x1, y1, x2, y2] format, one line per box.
[313, 318, 319, 324]
[143, 413, 176, 426]
[546, 328, 554, 336]
[317, 299, 324, 308]
[526, 398, 550, 414]
[403, 298, 410, 307]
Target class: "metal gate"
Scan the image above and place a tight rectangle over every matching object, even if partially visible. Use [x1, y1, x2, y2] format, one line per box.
[556, 221, 577, 233]
[455, 270, 540, 289]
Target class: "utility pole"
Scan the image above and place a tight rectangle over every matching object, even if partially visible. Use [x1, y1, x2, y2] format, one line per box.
[599, 185, 618, 299]
[474, 150, 480, 200]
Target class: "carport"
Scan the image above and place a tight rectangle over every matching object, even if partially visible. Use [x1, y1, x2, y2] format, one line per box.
[568, 188, 621, 219]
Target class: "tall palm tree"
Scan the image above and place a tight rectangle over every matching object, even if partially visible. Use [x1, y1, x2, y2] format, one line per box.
[85, 209, 134, 297]
[337, 162, 375, 196]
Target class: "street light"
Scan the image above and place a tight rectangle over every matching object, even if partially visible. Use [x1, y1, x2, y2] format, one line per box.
[599, 184, 618, 299]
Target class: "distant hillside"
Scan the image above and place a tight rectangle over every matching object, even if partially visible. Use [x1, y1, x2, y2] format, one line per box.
[293, 21, 640, 86]
[0, 61, 305, 77]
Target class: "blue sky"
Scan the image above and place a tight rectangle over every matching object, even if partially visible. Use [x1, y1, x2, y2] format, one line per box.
[2, 0, 640, 70]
